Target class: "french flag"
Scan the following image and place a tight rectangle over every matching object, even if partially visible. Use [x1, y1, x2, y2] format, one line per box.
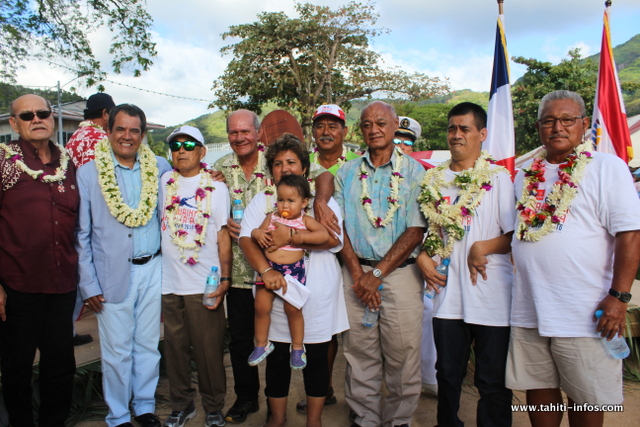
[484, 14, 515, 176]
[591, 2, 633, 163]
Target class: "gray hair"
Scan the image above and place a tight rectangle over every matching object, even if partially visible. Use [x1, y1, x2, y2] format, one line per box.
[537, 90, 586, 119]
[226, 109, 261, 133]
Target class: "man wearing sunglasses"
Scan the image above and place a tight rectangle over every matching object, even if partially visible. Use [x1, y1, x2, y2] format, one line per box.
[77, 104, 171, 427]
[0, 94, 79, 426]
[394, 116, 421, 155]
[160, 125, 231, 427]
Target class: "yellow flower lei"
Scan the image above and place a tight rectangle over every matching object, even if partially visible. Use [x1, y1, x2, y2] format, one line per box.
[0, 142, 69, 182]
[359, 150, 404, 228]
[228, 145, 268, 201]
[164, 170, 214, 265]
[419, 150, 506, 258]
[515, 140, 592, 242]
[95, 137, 159, 227]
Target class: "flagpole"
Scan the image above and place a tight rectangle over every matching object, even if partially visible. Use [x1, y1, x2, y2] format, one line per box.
[498, 0, 504, 15]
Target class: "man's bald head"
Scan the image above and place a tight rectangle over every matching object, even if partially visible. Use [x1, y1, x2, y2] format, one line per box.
[9, 94, 55, 144]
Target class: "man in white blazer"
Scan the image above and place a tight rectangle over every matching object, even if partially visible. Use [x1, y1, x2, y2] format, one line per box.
[76, 104, 171, 427]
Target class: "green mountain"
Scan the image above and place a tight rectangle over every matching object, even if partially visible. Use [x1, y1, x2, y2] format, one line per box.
[0, 83, 83, 114]
[587, 33, 640, 115]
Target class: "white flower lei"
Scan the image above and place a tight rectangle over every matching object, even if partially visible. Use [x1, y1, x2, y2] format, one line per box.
[313, 145, 348, 169]
[94, 137, 159, 227]
[78, 120, 103, 130]
[228, 145, 268, 201]
[515, 140, 592, 242]
[0, 142, 69, 182]
[419, 150, 506, 258]
[164, 170, 215, 265]
[359, 152, 404, 228]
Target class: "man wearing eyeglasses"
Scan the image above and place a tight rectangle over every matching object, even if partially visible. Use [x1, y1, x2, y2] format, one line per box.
[0, 94, 79, 426]
[508, 90, 640, 427]
[77, 104, 171, 427]
[394, 116, 421, 155]
[160, 125, 231, 427]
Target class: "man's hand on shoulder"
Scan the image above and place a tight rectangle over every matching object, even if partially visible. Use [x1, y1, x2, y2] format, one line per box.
[208, 170, 226, 183]
[313, 199, 340, 237]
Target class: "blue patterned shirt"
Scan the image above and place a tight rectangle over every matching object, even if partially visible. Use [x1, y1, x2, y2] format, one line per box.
[335, 148, 426, 260]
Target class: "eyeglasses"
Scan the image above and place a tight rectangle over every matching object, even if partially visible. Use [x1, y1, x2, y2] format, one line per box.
[14, 110, 53, 121]
[393, 138, 413, 146]
[169, 140, 202, 151]
[537, 116, 584, 129]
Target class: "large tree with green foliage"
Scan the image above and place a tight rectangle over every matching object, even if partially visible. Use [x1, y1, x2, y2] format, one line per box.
[212, 1, 449, 139]
[0, 0, 156, 84]
[511, 49, 597, 155]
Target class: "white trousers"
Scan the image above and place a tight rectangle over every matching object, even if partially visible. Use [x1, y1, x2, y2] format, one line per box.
[421, 294, 437, 385]
[97, 256, 162, 427]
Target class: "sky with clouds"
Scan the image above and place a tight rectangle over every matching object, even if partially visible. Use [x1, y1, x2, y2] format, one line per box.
[14, 0, 640, 127]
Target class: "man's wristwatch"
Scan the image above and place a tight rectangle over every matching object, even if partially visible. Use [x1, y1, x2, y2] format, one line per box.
[609, 288, 632, 303]
[372, 268, 384, 280]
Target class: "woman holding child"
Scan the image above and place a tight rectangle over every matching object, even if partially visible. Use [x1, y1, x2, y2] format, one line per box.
[239, 133, 348, 427]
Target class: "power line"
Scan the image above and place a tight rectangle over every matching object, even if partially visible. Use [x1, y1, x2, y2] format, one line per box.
[45, 60, 212, 103]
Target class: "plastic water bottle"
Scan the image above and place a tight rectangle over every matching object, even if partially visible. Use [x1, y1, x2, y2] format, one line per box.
[203, 266, 219, 307]
[362, 306, 379, 327]
[362, 285, 383, 327]
[232, 199, 244, 224]
[594, 309, 630, 359]
[425, 258, 450, 299]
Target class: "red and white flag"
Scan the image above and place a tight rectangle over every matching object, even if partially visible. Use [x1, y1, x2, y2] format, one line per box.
[591, 3, 633, 163]
[484, 14, 515, 176]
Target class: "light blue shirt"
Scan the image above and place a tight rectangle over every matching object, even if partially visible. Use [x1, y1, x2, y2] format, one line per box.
[114, 153, 160, 258]
[335, 148, 426, 260]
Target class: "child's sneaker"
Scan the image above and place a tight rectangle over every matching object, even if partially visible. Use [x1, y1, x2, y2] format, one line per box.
[247, 341, 274, 366]
[290, 345, 307, 370]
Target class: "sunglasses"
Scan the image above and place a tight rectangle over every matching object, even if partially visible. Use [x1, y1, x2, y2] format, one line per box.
[15, 110, 53, 121]
[393, 138, 413, 146]
[169, 140, 202, 151]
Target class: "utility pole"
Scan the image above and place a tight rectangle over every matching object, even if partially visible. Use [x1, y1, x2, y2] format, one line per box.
[57, 81, 64, 146]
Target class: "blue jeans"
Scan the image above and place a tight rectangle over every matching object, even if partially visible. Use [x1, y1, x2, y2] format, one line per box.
[433, 318, 512, 427]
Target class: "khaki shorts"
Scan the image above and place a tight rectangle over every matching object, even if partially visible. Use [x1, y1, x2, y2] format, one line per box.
[505, 326, 623, 405]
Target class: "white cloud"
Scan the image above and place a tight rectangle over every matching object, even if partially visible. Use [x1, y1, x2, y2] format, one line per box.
[11, 0, 640, 125]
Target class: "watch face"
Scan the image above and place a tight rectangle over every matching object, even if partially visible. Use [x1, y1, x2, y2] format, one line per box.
[620, 293, 632, 303]
[372, 268, 382, 278]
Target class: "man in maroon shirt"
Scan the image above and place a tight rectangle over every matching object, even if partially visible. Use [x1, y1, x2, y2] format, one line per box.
[0, 94, 79, 427]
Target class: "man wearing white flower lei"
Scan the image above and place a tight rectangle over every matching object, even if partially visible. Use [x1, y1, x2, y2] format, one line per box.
[0, 94, 79, 427]
[213, 110, 338, 424]
[507, 90, 640, 427]
[160, 125, 231, 427]
[76, 104, 171, 427]
[417, 102, 515, 427]
[335, 101, 427, 427]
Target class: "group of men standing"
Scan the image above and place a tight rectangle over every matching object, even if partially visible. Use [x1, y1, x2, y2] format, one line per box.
[0, 87, 638, 427]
